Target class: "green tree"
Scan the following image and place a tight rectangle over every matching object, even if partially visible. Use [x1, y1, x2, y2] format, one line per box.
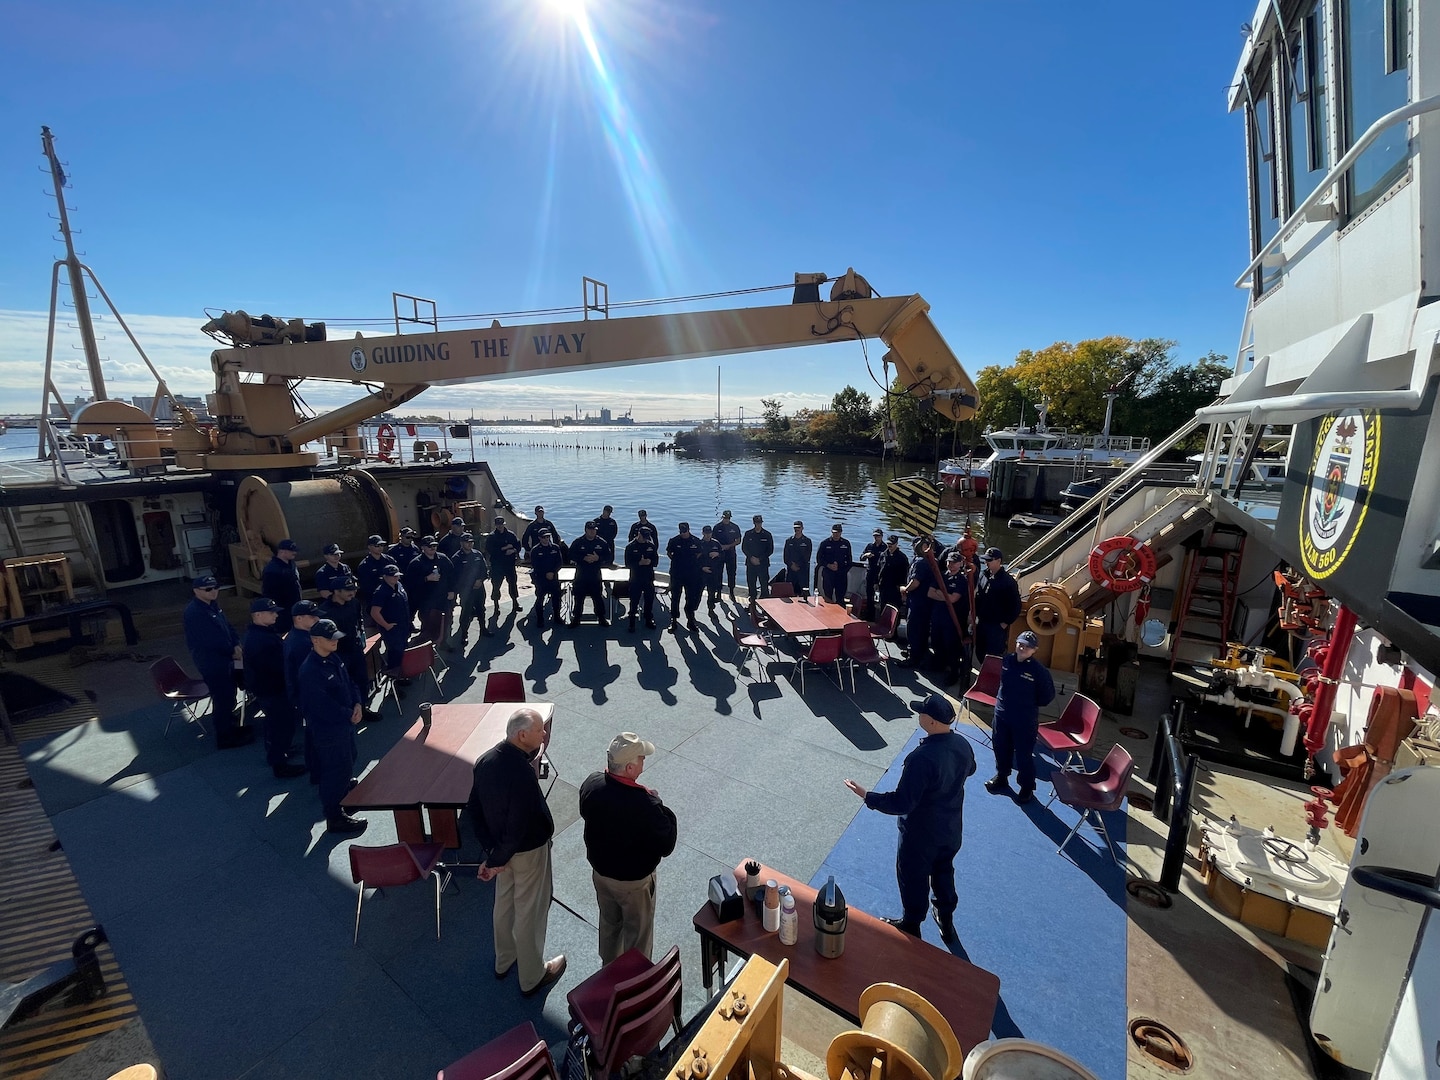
[830, 385, 875, 438]
[974, 364, 1026, 433]
[760, 397, 789, 435]
[887, 377, 958, 459]
[1117, 351, 1230, 447]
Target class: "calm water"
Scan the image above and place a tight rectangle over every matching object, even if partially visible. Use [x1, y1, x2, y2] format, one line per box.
[0, 423, 1034, 553]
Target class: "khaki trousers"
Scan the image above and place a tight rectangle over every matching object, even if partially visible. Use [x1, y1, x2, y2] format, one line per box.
[593, 870, 657, 965]
[494, 842, 553, 991]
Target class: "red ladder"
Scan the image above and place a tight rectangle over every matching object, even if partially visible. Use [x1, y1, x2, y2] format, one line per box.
[1169, 524, 1247, 672]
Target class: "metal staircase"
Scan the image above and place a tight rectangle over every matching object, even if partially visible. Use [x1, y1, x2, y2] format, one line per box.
[1169, 524, 1247, 670]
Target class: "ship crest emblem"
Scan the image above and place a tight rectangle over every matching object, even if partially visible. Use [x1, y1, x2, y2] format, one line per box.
[1300, 410, 1380, 579]
[350, 347, 367, 374]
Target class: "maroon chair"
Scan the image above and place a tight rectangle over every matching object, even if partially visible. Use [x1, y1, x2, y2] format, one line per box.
[791, 633, 846, 694]
[384, 641, 445, 713]
[731, 618, 774, 683]
[841, 620, 889, 689]
[866, 604, 901, 660]
[1038, 693, 1101, 772]
[1051, 744, 1134, 864]
[151, 656, 212, 737]
[768, 582, 796, 599]
[959, 654, 1003, 745]
[347, 842, 448, 944]
[483, 672, 525, 703]
[566, 947, 682, 1080]
[439, 1021, 558, 1080]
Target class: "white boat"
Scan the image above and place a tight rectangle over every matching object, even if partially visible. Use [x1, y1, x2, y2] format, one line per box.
[940, 421, 1150, 494]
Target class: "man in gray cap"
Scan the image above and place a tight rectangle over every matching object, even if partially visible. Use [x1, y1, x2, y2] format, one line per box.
[984, 630, 1055, 804]
[579, 733, 677, 963]
[973, 547, 1021, 663]
[845, 693, 975, 940]
[262, 539, 302, 633]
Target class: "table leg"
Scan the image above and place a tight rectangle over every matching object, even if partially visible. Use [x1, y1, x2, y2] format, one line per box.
[699, 932, 725, 993]
[393, 809, 427, 844]
[429, 809, 461, 848]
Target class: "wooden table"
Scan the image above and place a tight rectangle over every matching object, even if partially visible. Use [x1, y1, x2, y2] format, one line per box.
[342, 702, 553, 847]
[692, 864, 1000, 1056]
[755, 597, 860, 636]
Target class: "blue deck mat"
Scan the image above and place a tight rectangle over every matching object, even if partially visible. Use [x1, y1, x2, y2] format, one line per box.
[811, 723, 1128, 1080]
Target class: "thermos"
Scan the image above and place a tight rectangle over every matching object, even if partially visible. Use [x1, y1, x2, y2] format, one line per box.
[762, 879, 781, 933]
[419, 702, 433, 727]
[813, 874, 848, 958]
[778, 887, 798, 945]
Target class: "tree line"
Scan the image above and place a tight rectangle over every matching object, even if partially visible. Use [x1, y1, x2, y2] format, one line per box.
[746, 336, 1229, 460]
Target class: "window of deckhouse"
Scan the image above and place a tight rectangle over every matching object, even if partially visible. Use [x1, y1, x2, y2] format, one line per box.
[1340, 0, 1410, 216]
[1284, 3, 1329, 209]
[1248, 64, 1282, 292]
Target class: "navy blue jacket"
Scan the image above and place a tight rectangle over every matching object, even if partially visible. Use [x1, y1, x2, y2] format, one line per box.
[594, 516, 619, 550]
[522, 518, 558, 554]
[437, 529, 467, 559]
[864, 730, 976, 849]
[387, 541, 420, 568]
[817, 536, 853, 576]
[486, 529, 522, 571]
[666, 533, 703, 582]
[712, 519, 742, 553]
[741, 527, 774, 565]
[298, 650, 360, 745]
[452, 549, 487, 597]
[406, 552, 455, 613]
[907, 556, 936, 610]
[993, 655, 1056, 729]
[370, 580, 409, 630]
[698, 537, 723, 580]
[877, 547, 910, 590]
[314, 560, 349, 597]
[530, 543, 563, 589]
[283, 630, 315, 701]
[570, 535, 611, 581]
[242, 622, 288, 698]
[184, 598, 238, 672]
[628, 519, 655, 542]
[783, 534, 813, 575]
[261, 556, 302, 611]
[467, 740, 554, 867]
[975, 567, 1022, 626]
[355, 554, 391, 607]
[318, 597, 363, 652]
[625, 536, 659, 583]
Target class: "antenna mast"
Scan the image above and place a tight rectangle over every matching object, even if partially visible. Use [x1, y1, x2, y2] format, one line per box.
[40, 126, 107, 400]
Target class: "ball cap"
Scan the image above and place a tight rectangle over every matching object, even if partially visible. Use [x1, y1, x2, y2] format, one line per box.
[399, 527, 417, 538]
[366, 534, 385, 547]
[250, 597, 280, 612]
[873, 529, 884, 536]
[494, 517, 506, 526]
[192, 574, 219, 589]
[722, 510, 732, 518]
[1016, 630, 1041, 649]
[309, 619, 345, 641]
[910, 692, 957, 725]
[323, 542, 342, 555]
[679, 522, 690, 531]
[420, 535, 438, 547]
[381, 564, 401, 576]
[793, 520, 803, 527]
[461, 533, 475, 543]
[608, 731, 656, 767]
[832, 524, 843, 532]
[335, 576, 358, 591]
[702, 525, 713, 533]
[451, 516, 465, 525]
[983, 546, 1005, 562]
[277, 539, 299, 552]
[291, 600, 320, 617]
[585, 520, 598, 530]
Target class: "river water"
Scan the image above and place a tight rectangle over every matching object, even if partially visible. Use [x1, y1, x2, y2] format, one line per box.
[0, 422, 1033, 554]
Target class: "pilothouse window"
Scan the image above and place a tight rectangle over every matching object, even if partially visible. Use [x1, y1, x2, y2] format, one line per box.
[1284, 3, 1329, 209]
[1340, 0, 1409, 216]
[1247, 66, 1282, 291]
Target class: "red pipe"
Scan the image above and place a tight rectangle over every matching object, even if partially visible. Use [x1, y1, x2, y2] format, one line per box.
[1304, 604, 1359, 756]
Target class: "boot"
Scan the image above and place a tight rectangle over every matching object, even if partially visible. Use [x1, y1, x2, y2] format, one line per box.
[327, 813, 368, 836]
[644, 616, 656, 629]
[628, 618, 637, 632]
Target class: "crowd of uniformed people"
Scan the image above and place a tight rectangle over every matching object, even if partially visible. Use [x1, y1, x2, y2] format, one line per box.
[184, 503, 1021, 835]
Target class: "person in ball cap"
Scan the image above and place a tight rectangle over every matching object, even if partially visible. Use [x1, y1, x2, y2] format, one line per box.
[711, 510, 742, 602]
[314, 542, 348, 601]
[369, 564, 411, 674]
[783, 520, 813, 596]
[526, 528, 564, 629]
[665, 522, 704, 633]
[984, 629, 1055, 804]
[183, 575, 251, 749]
[974, 547, 1021, 663]
[522, 506, 557, 557]
[406, 535, 455, 646]
[594, 505, 619, 556]
[356, 534, 390, 617]
[845, 692, 975, 940]
[877, 533, 910, 616]
[860, 528, 888, 617]
[741, 514, 774, 601]
[387, 528, 421, 570]
[817, 523, 853, 604]
[243, 598, 308, 779]
[486, 516, 522, 616]
[297, 619, 367, 835]
[569, 520, 611, 627]
[697, 525, 724, 613]
[319, 578, 370, 708]
[262, 539, 302, 632]
[438, 515, 469, 559]
[450, 532, 492, 650]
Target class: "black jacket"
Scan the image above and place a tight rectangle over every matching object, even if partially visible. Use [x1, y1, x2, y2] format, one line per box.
[467, 740, 554, 867]
[864, 730, 976, 849]
[578, 771, 677, 880]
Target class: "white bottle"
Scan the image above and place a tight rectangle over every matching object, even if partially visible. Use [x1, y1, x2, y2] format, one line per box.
[778, 887, 798, 946]
[762, 880, 781, 933]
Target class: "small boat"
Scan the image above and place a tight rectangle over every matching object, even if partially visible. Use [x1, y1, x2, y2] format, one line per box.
[1008, 512, 1065, 530]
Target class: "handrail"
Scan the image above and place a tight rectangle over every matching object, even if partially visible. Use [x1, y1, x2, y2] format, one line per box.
[1236, 93, 1440, 290]
[1012, 410, 1209, 574]
[1147, 702, 1200, 893]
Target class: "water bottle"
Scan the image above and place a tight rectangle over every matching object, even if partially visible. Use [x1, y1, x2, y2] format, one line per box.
[778, 886, 798, 945]
[762, 880, 781, 932]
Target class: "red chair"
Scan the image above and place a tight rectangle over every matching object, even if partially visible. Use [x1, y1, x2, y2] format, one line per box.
[483, 672, 525, 703]
[959, 654, 1003, 745]
[151, 656, 212, 737]
[866, 604, 901, 660]
[731, 618, 774, 682]
[1051, 744, 1134, 864]
[384, 641, 445, 713]
[1039, 693, 1100, 772]
[347, 842, 448, 944]
[841, 620, 889, 689]
[791, 633, 846, 694]
[769, 582, 796, 599]
[439, 1021, 559, 1080]
[566, 946, 682, 1080]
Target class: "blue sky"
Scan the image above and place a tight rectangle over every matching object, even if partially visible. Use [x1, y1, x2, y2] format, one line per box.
[0, 0, 1257, 421]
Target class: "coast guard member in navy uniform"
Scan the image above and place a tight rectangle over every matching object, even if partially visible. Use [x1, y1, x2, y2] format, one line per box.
[624, 528, 659, 631]
[387, 527, 420, 570]
[712, 510, 743, 602]
[627, 510, 653, 543]
[741, 515, 774, 601]
[698, 525, 724, 613]
[930, 552, 973, 685]
[299, 619, 367, 835]
[845, 693, 976, 941]
[284, 600, 322, 777]
[369, 565, 411, 673]
[860, 529, 887, 615]
[974, 546, 1022, 663]
[527, 531, 564, 628]
[262, 539, 302, 632]
[522, 506, 558, 556]
[318, 579, 369, 703]
[594, 506, 619, 557]
[816, 524, 854, 604]
[665, 522, 704, 633]
[355, 535, 391, 619]
[486, 517, 522, 615]
[984, 630, 1056, 804]
[902, 538, 937, 668]
[783, 521, 813, 596]
[313, 543, 348, 600]
[569, 521, 611, 627]
[243, 597, 307, 778]
[451, 533, 492, 649]
[876, 534, 910, 616]
[438, 516, 468, 559]
[183, 575, 250, 748]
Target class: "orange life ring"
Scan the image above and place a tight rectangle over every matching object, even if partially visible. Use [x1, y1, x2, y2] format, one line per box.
[1088, 535, 1156, 594]
[376, 423, 396, 461]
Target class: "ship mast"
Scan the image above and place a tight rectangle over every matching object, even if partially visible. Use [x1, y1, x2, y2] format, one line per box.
[40, 126, 106, 401]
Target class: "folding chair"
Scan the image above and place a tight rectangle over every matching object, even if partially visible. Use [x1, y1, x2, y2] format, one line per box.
[347, 842, 448, 944]
[791, 633, 846, 694]
[731, 617, 774, 682]
[566, 947, 682, 1080]
[440, 1021, 559, 1080]
[959, 654, 1002, 746]
[841, 620, 890, 689]
[1039, 693, 1101, 773]
[150, 657, 211, 737]
[1051, 744, 1134, 864]
[866, 604, 901, 660]
[384, 641, 444, 714]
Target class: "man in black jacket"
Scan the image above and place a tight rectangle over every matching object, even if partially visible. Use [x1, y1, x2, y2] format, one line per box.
[242, 598, 307, 779]
[468, 708, 566, 996]
[741, 514, 774, 601]
[578, 733, 677, 964]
